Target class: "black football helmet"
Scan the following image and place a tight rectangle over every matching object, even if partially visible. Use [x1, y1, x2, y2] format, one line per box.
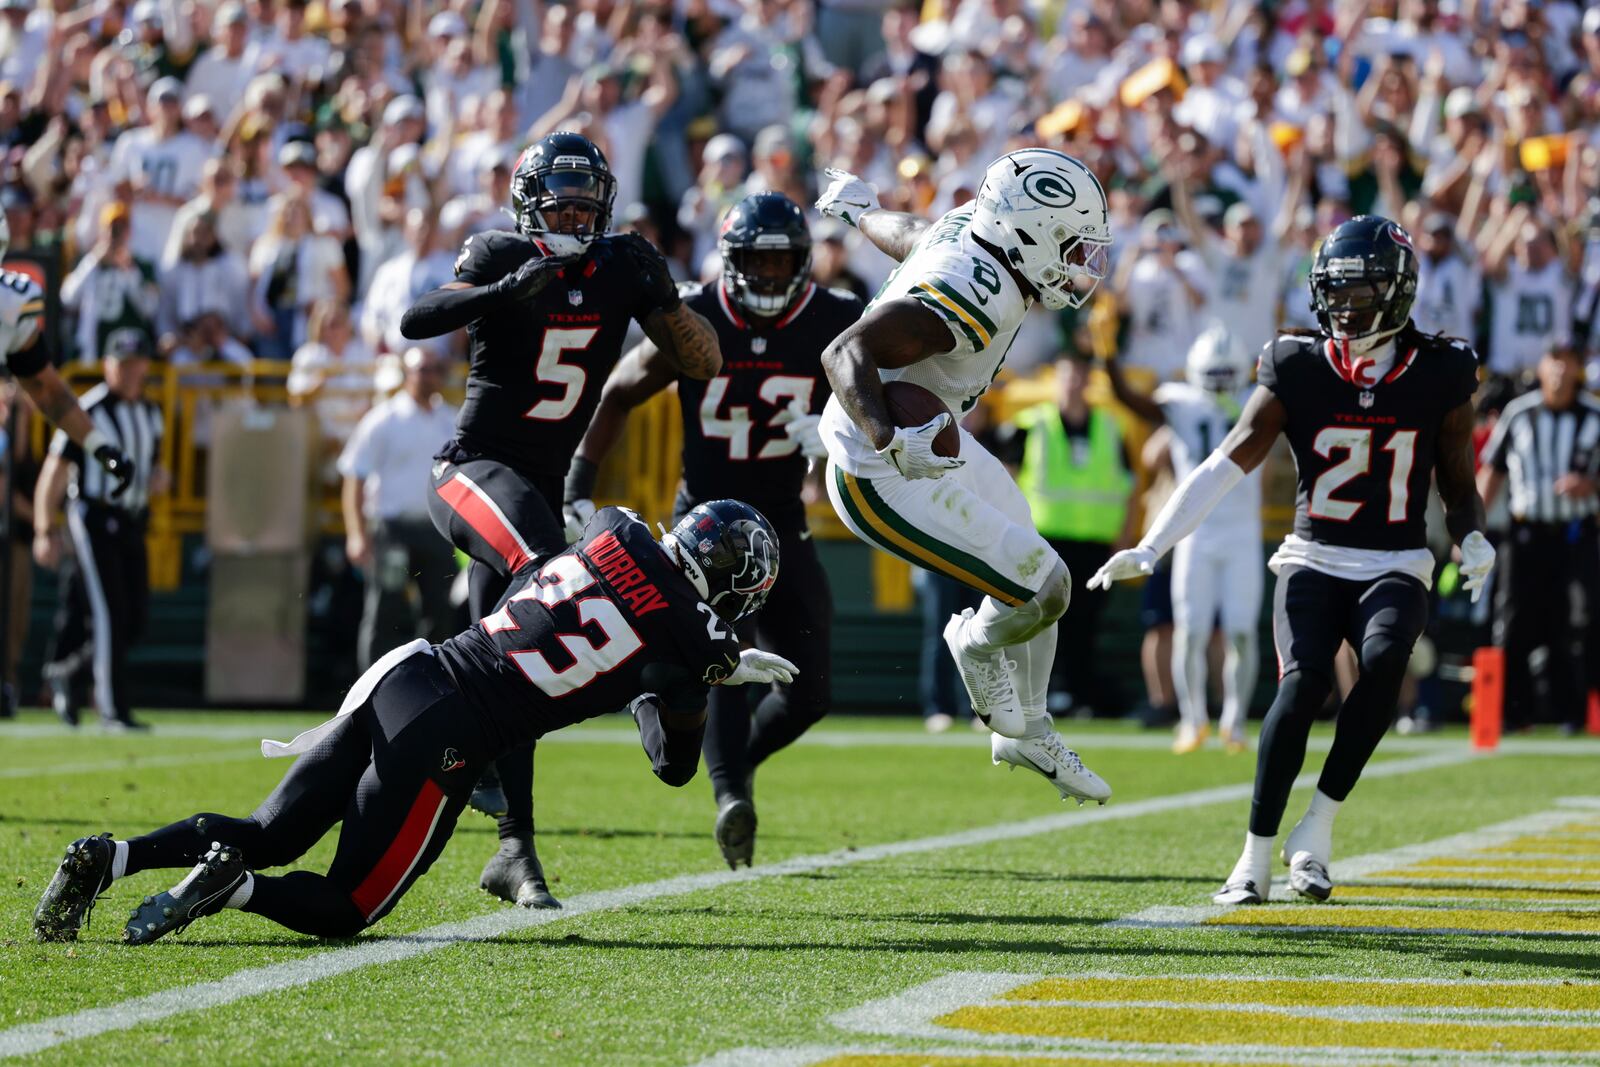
[1309, 215, 1418, 342]
[661, 500, 779, 624]
[719, 192, 812, 317]
[510, 132, 616, 254]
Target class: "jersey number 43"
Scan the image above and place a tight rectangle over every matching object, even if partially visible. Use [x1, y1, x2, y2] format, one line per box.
[700, 375, 815, 460]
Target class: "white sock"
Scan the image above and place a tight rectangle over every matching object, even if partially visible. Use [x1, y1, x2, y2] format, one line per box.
[1219, 630, 1256, 737]
[1006, 624, 1057, 717]
[224, 872, 255, 910]
[1171, 626, 1208, 731]
[964, 595, 1040, 654]
[1022, 711, 1054, 739]
[1290, 790, 1340, 859]
[1229, 831, 1275, 888]
[111, 840, 129, 881]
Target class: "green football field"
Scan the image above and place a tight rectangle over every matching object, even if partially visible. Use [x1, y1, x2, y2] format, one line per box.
[2, 709, 1599, 1066]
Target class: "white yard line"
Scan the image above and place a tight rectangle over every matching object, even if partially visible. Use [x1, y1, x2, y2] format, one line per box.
[0, 752, 259, 780]
[0, 748, 1474, 1058]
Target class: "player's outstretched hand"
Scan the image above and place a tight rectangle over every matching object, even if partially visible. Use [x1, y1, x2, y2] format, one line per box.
[815, 168, 880, 227]
[493, 253, 568, 303]
[878, 414, 962, 480]
[562, 498, 595, 544]
[1086, 546, 1158, 591]
[1457, 530, 1494, 603]
[772, 399, 826, 459]
[94, 444, 135, 498]
[615, 232, 682, 313]
[723, 648, 799, 687]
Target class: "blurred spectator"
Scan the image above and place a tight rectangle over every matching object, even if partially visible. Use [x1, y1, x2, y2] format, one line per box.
[185, 2, 256, 122]
[106, 78, 212, 266]
[679, 133, 749, 274]
[164, 158, 252, 267]
[1481, 207, 1574, 379]
[288, 299, 377, 450]
[157, 210, 250, 342]
[249, 192, 347, 358]
[996, 353, 1136, 715]
[61, 202, 158, 361]
[0, 381, 36, 716]
[279, 140, 350, 241]
[360, 207, 453, 357]
[810, 218, 868, 302]
[338, 347, 457, 671]
[1114, 211, 1207, 381]
[1478, 343, 1600, 734]
[167, 310, 253, 366]
[1413, 211, 1481, 341]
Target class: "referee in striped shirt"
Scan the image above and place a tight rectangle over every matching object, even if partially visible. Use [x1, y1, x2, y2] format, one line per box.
[1478, 343, 1600, 732]
[32, 330, 166, 729]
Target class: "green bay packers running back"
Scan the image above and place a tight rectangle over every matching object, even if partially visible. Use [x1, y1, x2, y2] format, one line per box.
[814, 150, 1113, 804]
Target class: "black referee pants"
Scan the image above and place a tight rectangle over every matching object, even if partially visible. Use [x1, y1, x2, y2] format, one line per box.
[51, 501, 148, 724]
[124, 653, 492, 937]
[1495, 520, 1600, 729]
[358, 516, 458, 672]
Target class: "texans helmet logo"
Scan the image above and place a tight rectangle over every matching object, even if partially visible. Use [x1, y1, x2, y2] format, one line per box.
[1388, 223, 1414, 250]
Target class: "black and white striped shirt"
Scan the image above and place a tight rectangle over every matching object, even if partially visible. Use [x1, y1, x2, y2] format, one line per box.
[49, 384, 163, 513]
[1481, 389, 1600, 524]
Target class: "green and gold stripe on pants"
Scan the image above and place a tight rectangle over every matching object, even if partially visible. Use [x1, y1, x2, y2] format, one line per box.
[833, 466, 1032, 607]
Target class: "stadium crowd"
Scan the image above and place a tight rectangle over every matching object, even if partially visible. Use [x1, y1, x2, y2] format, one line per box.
[3, 0, 1599, 730]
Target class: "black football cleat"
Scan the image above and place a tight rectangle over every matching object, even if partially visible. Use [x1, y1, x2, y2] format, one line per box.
[714, 796, 757, 870]
[124, 841, 246, 945]
[33, 833, 116, 942]
[480, 836, 560, 909]
[469, 767, 509, 819]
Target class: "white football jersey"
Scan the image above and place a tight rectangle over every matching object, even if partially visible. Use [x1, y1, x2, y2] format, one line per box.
[1413, 253, 1479, 341]
[1154, 381, 1262, 541]
[821, 202, 1030, 476]
[107, 129, 215, 264]
[0, 270, 45, 372]
[1488, 260, 1572, 377]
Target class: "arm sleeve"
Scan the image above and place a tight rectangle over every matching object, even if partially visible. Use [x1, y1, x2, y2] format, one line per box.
[630, 666, 709, 788]
[1137, 450, 1248, 559]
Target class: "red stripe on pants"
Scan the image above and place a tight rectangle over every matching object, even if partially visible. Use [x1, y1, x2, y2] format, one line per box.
[436, 475, 532, 572]
[351, 778, 446, 921]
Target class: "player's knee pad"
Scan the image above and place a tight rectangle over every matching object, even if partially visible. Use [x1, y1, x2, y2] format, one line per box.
[1031, 558, 1072, 624]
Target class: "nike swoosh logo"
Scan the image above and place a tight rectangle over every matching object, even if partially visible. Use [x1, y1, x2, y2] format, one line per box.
[1019, 752, 1058, 780]
[799, 529, 813, 541]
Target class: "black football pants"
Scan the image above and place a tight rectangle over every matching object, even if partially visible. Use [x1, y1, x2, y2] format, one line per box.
[1249, 565, 1428, 837]
[1495, 520, 1600, 730]
[124, 654, 492, 937]
[50, 502, 148, 724]
[427, 454, 568, 843]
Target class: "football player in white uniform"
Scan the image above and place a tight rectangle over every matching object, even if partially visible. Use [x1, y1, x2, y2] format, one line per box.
[1108, 326, 1263, 754]
[0, 215, 133, 493]
[815, 150, 1113, 804]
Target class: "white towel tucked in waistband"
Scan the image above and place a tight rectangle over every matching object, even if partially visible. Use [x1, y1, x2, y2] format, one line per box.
[260, 639, 432, 758]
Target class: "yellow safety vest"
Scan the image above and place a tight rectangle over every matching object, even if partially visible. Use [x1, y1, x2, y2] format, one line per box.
[1017, 403, 1132, 543]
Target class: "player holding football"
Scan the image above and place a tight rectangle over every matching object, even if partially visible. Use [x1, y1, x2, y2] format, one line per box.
[0, 214, 134, 494]
[814, 151, 1112, 804]
[569, 192, 862, 867]
[400, 132, 721, 909]
[1106, 326, 1264, 755]
[32, 503, 794, 944]
[1090, 217, 1494, 903]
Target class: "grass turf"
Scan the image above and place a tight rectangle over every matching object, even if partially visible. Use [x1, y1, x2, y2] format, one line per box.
[1, 710, 1597, 1066]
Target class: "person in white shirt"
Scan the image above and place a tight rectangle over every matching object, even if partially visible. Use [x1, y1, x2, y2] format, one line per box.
[157, 212, 250, 341]
[106, 78, 216, 266]
[253, 0, 329, 87]
[530, 58, 677, 216]
[1114, 211, 1209, 380]
[360, 208, 456, 358]
[183, 2, 257, 122]
[277, 140, 349, 240]
[1174, 35, 1246, 153]
[338, 347, 459, 671]
[288, 299, 378, 450]
[444, 88, 519, 199]
[1482, 207, 1574, 378]
[248, 193, 348, 358]
[1412, 213, 1480, 341]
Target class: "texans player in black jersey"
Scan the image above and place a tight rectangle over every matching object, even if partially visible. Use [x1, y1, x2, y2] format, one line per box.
[1090, 216, 1495, 904]
[565, 193, 862, 868]
[399, 132, 721, 910]
[32, 502, 795, 945]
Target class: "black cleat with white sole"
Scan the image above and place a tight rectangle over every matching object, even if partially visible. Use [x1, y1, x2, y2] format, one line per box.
[124, 842, 247, 945]
[714, 796, 757, 870]
[480, 836, 560, 909]
[33, 833, 116, 942]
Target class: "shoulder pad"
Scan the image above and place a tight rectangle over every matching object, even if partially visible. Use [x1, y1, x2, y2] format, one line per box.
[823, 285, 863, 306]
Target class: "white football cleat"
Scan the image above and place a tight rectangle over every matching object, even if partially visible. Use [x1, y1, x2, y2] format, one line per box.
[942, 609, 1025, 737]
[1214, 839, 1273, 905]
[1282, 815, 1334, 902]
[991, 730, 1111, 805]
[1212, 878, 1267, 905]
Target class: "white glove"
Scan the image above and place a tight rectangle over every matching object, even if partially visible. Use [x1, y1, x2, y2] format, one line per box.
[1458, 530, 1494, 603]
[722, 647, 799, 687]
[771, 399, 827, 459]
[815, 168, 881, 228]
[1086, 546, 1159, 591]
[562, 498, 595, 544]
[878, 414, 963, 480]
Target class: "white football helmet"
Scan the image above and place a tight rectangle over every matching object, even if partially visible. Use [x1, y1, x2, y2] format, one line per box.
[1185, 324, 1250, 393]
[970, 149, 1112, 310]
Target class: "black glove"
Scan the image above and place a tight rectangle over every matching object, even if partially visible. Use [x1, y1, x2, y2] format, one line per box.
[616, 233, 681, 314]
[94, 444, 134, 498]
[490, 253, 567, 303]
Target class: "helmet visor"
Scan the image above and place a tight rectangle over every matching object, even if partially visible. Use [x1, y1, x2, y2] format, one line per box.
[1037, 236, 1111, 309]
[533, 168, 609, 238]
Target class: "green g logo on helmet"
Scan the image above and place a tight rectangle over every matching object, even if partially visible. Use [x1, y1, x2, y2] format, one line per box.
[1023, 171, 1077, 209]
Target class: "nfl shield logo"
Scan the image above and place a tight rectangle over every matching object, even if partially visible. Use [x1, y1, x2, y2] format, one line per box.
[568, 289, 583, 306]
[751, 337, 767, 355]
[1358, 390, 1375, 409]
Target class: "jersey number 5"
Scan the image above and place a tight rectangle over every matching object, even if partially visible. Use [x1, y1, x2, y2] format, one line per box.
[1309, 427, 1418, 523]
[482, 554, 643, 696]
[524, 327, 601, 422]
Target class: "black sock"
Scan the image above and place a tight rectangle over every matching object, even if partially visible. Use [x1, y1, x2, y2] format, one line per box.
[126, 813, 260, 878]
[703, 684, 752, 800]
[494, 741, 536, 843]
[1249, 670, 1331, 837]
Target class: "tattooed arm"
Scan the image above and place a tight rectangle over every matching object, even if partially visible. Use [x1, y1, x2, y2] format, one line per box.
[821, 297, 954, 450]
[858, 211, 932, 263]
[1435, 399, 1486, 545]
[18, 364, 97, 447]
[574, 338, 678, 467]
[641, 303, 722, 381]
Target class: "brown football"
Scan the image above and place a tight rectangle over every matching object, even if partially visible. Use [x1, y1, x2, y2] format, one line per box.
[882, 380, 960, 458]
